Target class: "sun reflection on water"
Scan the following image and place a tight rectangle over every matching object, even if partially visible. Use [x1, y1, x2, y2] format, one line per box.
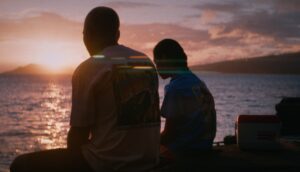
[38, 82, 69, 149]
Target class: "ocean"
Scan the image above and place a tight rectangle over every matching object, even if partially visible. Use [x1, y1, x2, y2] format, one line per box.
[0, 72, 300, 171]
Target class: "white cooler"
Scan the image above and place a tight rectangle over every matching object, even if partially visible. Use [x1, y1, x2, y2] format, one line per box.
[236, 115, 281, 150]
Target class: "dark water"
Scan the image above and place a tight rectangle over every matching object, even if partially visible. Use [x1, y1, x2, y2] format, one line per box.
[0, 73, 300, 171]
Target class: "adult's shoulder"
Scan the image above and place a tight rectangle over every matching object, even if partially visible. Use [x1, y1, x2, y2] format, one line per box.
[73, 57, 111, 79]
[102, 44, 146, 57]
[72, 58, 93, 77]
[168, 72, 202, 91]
[121, 45, 146, 56]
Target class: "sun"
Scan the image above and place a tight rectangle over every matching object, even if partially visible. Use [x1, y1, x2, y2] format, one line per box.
[38, 53, 68, 73]
[41, 59, 66, 73]
[36, 43, 71, 73]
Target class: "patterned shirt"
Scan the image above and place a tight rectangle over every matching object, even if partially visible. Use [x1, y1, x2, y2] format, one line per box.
[161, 71, 216, 155]
[71, 45, 160, 172]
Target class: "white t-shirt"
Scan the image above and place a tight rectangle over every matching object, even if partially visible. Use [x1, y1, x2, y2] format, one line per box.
[70, 45, 160, 172]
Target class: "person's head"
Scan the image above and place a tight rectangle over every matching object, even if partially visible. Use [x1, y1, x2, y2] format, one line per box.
[83, 7, 120, 56]
[153, 39, 188, 79]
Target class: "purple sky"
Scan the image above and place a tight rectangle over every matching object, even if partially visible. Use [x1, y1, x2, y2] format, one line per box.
[0, 0, 300, 72]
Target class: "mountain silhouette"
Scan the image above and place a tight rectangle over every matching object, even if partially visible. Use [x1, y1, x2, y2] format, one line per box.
[1, 64, 73, 75]
[2, 52, 300, 75]
[191, 52, 300, 75]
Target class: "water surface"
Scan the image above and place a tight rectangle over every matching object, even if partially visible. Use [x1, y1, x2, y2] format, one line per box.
[1, 73, 300, 171]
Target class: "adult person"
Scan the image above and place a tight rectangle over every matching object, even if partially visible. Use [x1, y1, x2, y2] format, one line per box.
[153, 39, 216, 159]
[10, 6, 160, 172]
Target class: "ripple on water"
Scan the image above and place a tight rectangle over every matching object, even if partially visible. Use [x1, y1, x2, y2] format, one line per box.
[1, 74, 300, 171]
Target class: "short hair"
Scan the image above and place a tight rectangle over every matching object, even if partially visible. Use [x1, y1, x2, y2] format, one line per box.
[84, 6, 120, 43]
[153, 39, 187, 68]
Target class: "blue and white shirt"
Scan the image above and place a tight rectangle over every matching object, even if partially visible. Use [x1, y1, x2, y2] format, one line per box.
[161, 71, 216, 155]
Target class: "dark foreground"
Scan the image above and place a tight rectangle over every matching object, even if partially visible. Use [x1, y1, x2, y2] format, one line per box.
[153, 142, 300, 172]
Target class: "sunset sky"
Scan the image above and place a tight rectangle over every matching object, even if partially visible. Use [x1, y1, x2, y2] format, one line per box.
[0, 0, 300, 72]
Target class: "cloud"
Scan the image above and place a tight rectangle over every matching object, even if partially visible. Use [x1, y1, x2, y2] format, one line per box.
[216, 10, 300, 43]
[0, 11, 85, 67]
[0, 11, 82, 42]
[187, 0, 300, 49]
[102, 1, 158, 9]
[121, 23, 212, 65]
[201, 10, 217, 23]
[267, 0, 300, 13]
[193, 2, 243, 13]
[185, 1, 246, 27]
[1, 8, 300, 68]
[120, 23, 210, 59]
[179, 0, 299, 63]
[0, 11, 213, 65]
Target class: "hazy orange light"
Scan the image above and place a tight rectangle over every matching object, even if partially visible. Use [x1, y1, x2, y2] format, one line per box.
[35, 41, 75, 73]
[37, 51, 68, 73]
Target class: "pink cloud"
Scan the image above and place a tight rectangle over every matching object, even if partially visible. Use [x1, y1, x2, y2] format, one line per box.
[1, 10, 300, 70]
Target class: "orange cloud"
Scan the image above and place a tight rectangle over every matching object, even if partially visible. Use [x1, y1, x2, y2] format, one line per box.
[201, 10, 217, 24]
[1, 9, 300, 72]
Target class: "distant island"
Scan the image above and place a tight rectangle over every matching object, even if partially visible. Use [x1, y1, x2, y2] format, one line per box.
[191, 52, 300, 75]
[1, 64, 73, 75]
[1, 52, 300, 75]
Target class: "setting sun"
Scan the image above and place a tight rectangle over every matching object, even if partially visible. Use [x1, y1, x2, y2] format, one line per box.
[1, 1, 300, 172]
[39, 57, 67, 73]
[34, 42, 68, 73]
[32, 41, 84, 74]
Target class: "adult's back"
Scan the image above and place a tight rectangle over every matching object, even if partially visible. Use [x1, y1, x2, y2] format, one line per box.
[72, 44, 160, 171]
[10, 7, 160, 172]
